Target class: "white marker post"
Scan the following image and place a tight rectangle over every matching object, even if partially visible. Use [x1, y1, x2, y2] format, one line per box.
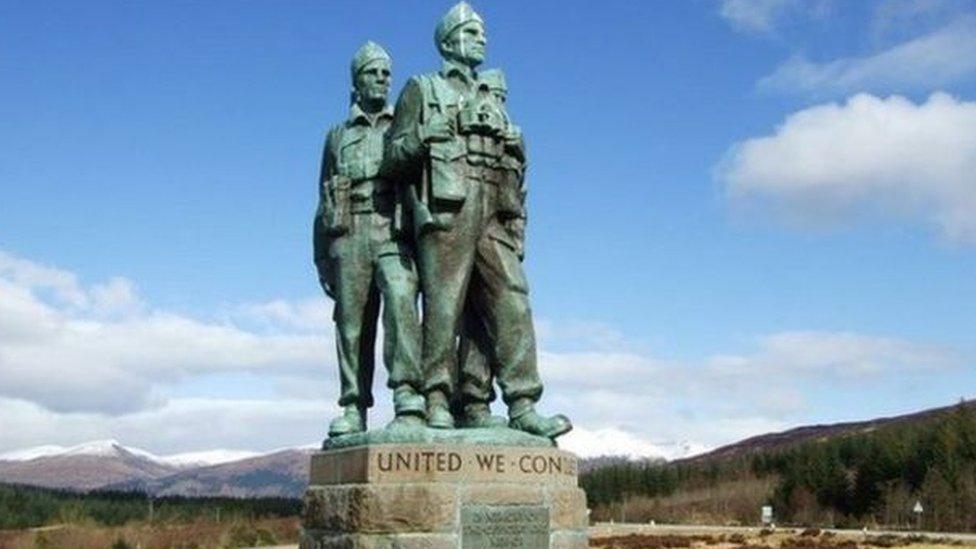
[913, 500, 923, 531]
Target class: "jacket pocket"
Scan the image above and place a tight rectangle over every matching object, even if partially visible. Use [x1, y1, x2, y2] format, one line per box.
[428, 140, 467, 208]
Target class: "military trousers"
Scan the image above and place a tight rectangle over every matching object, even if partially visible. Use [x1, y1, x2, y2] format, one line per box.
[417, 173, 543, 406]
[326, 210, 422, 410]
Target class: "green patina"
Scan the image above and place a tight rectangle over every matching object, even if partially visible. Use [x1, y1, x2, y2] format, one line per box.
[315, 3, 571, 445]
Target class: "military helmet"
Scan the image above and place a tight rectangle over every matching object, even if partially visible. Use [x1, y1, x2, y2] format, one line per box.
[480, 69, 507, 93]
[435, 2, 484, 49]
[350, 41, 391, 81]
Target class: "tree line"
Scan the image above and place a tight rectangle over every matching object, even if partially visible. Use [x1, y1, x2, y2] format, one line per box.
[581, 402, 976, 532]
[0, 484, 300, 530]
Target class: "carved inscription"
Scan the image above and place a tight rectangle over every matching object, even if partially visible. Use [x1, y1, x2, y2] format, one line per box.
[461, 504, 549, 548]
[372, 449, 577, 478]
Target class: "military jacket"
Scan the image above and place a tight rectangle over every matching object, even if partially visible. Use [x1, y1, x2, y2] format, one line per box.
[318, 104, 396, 236]
[384, 61, 520, 224]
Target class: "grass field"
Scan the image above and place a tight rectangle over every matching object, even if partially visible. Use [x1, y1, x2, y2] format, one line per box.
[0, 517, 300, 548]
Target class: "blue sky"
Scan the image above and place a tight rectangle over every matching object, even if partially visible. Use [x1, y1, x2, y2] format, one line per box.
[1, 0, 975, 458]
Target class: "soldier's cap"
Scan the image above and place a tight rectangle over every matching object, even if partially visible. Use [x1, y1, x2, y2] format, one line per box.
[350, 41, 391, 80]
[435, 2, 484, 48]
[480, 69, 506, 93]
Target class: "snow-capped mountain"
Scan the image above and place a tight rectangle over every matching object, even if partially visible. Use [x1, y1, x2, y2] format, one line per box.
[0, 440, 317, 496]
[0, 440, 178, 490]
[0, 440, 265, 468]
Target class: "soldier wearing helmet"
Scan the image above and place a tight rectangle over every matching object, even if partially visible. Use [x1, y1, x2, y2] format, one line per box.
[384, 3, 570, 438]
[314, 41, 424, 438]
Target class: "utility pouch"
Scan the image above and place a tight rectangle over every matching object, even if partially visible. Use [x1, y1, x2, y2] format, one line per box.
[428, 139, 467, 208]
[420, 75, 467, 211]
[324, 175, 352, 235]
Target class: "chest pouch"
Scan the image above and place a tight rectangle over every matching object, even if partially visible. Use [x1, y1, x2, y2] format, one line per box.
[423, 76, 468, 209]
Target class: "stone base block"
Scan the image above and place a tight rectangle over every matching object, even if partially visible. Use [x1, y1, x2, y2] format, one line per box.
[301, 443, 588, 548]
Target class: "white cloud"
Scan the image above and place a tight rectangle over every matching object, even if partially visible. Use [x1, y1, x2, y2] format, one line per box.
[760, 17, 976, 95]
[234, 298, 330, 333]
[0, 249, 965, 457]
[0, 251, 332, 414]
[719, 92, 976, 244]
[0, 250, 89, 308]
[718, 0, 821, 34]
[0, 397, 326, 456]
[707, 331, 958, 378]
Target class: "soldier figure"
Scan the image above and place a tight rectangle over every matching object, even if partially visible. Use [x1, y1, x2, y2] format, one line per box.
[455, 68, 527, 428]
[313, 42, 425, 437]
[384, 3, 571, 438]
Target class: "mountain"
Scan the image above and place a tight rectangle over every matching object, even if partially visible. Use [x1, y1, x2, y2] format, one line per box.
[677, 399, 976, 465]
[0, 440, 179, 491]
[0, 440, 314, 496]
[106, 448, 315, 498]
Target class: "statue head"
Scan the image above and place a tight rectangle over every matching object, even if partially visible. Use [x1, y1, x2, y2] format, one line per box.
[435, 2, 486, 68]
[350, 41, 392, 111]
[480, 69, 507, 103]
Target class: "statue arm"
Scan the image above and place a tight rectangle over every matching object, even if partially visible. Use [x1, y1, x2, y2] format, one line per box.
[313, 128, 339, 298]
[382, 77, 425, 182]
[511, 132, 529, 260]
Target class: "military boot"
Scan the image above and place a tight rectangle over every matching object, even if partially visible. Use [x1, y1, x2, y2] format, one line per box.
[508, 398, 572, 439]
[328, 405, 366, 437]
[458, 402, 508, 429]
[426, 390, 455, 429]
[387, 385, 426, 429]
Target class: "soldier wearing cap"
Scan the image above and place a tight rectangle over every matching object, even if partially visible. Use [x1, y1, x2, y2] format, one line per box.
[384, 3, 570, 438]
[314, 41, 424, 437]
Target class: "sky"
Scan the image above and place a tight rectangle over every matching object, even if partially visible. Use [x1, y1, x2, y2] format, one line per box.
[1, 0, 975, 459]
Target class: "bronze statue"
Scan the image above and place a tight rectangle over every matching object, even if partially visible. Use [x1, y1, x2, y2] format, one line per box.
[313, 42, 425, 437]
[383, 3, 571, 438]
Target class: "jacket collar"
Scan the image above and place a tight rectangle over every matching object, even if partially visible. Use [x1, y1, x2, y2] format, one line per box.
[347, 102, 393, 126]
[440, 58, 477, 85]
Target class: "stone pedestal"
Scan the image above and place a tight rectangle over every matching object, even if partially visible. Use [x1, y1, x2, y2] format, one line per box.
[300, 440, 588, 548]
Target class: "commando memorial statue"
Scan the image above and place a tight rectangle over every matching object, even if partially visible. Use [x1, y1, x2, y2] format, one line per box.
[304, 4, 588, 547]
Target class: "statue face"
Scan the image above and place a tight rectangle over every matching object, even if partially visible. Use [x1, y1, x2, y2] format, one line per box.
[354, 60, 392, 104]
[443, 21, 486, 67]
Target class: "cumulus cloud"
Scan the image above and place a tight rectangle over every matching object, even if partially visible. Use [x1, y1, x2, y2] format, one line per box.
[0, 249, 964, 457]
[719, 92, 976, 244]
[0, 251, 332, 414]
[760, 17, 976, 95]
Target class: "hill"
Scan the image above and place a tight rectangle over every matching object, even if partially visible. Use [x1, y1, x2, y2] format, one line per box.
[0, 440, 179, 491]
[0, 440, 313, 497]
[581, 399, 976, 533]
[105, 448, 312, 498]
[680, 399, 976, 465]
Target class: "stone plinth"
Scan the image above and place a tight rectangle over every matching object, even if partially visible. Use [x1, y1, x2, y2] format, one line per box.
[300, 437, 588, 548]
